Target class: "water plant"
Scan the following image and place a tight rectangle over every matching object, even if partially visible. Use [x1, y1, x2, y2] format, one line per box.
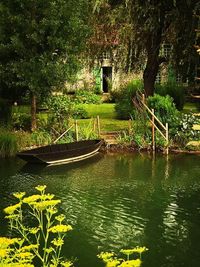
[2, 185, 73, 267]
[98, 246, 148, 267]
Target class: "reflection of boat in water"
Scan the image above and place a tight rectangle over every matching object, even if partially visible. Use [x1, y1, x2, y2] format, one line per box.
[17, 140, 103, 165]
[19, 152, 104, 175]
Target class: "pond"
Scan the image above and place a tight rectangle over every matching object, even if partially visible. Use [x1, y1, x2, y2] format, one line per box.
[0, 152, 200, 267]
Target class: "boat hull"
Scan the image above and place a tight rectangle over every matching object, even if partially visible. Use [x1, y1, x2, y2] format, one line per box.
[17, 140, 103, 165]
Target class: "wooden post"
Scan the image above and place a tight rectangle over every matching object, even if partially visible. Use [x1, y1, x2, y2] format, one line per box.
[75, 120, 79, 141]
[166, 123, 169, 155]
[97, 116, 101, 138]
[93, 118, 96, 133]
[142, 93, 145, 104]
[128, 119, 132, 135]
[152, 109, 155, 151]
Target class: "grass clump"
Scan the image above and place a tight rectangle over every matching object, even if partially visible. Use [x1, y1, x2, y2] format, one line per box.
[0, 128, 18, 157]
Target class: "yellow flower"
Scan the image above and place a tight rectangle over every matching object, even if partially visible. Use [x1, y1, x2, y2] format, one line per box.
[51, 238, 64, 247]
[5, 214, 19, 220]
[97, 252, 115, 262]
[4, 203, 21, 215]
[20, 244, 39, 251]
[29, 227, 40, 234]
[0, 248, 8, 258]
[47, 207, 58, 215]
[41, 193, 55, 200]
[131, 247, 148, 254]
[16, 251, 33, 258]
[0, 237, 19, 249]
[106, 259, 121, 267]
[33, 200, 61, 210]
[55, 214, 65, 222]
[35, 185, 47, 192]
[61, 260, 73, 267]
[120, 247, 148, 256]
[13, 192, 26, 199]
[48, 224, 72, 233]
[119, 259, 141, 267]
[23, 195, 41, 204]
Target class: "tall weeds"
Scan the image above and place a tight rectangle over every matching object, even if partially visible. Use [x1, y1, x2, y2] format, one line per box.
[0, 129, 18, 157]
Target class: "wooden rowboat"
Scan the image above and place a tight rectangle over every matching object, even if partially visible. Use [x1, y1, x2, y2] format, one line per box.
[17, 140, 104, 165]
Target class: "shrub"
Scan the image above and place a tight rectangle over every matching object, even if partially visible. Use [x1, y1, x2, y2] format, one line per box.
[115, 80, 143, 119]
[147, 94, 179, 126]
[155, 82, 185, 110]
[74, 89, 101, 104]
[31, 130, 52, 146]
[72, 106, 88, 119]
[0, 129, 18, 157]
[12, 113, 31, 131]
[170, 113, 200, 147]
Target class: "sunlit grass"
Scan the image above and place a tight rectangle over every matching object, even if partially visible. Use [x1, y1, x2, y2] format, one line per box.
[78, 104, 129, 132]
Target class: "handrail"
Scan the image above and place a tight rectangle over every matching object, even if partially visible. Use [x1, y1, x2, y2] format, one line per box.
[135, 93, 169, 154]
[53, 125, 74, 144]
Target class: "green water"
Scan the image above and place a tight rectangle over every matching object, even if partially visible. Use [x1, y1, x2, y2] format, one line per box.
[0, 153, 200, 267]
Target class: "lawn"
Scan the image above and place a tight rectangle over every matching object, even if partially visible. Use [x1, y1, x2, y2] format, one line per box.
[78, 103, 129, 132]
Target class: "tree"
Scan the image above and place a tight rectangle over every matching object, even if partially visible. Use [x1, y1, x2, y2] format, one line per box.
[92, 0, 199, 96]
[0, 0, 90, 130]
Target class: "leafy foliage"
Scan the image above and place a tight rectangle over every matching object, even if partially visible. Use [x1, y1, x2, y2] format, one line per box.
[147, 94, 179, 125]
[0, 0, 90, 128]
[155, 82, 185, 110]
[74, 89, 101, 104]
[115, 80, 143, 119]
[170, 113, 200, 147]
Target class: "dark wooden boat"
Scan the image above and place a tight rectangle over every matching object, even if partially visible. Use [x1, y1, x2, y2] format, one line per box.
[17, 139, 103, 165]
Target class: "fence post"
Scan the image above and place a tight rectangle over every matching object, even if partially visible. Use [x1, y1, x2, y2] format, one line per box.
[75, 120, 79, 141]
[152, 109, 155, 151]
[93, 117, 96, 133]
[128, 119, 132, 135]
[97, 116, 101, 138]
[142, 93, 145, 104]
[166, 123, 169, 155]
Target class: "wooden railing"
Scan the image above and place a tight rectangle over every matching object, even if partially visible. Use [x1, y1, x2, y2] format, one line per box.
[53, 117, 101, 144]
[138, 94, 169, 154]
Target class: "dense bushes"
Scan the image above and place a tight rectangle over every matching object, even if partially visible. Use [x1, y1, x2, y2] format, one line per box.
[155, 82, 185, 110]
[74, 89, 101, 104]
[147, 94, 179, 125]
[115, 80, 143, 119]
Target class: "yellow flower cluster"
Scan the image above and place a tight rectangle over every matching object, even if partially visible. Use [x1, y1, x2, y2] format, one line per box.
[120, 247, 148, 256]
[13, 192, 26, 199]
[23, 194, 41, 204]
[29, 227, 40, 234]
[4, 203, 21, 215]
[55, 214, 65, 222]
[16, 251, 33, 259]
[48, 224, 72, 233]
[106, 259, 121, 267]
[97, 252, 115, 262]
[51, 238, 64, 247]
[119, 259, 141, 267]
[20, 244, 39, 251]
[0, 248, 8, 258]
[35, 185, 47, 192]
[61, 260, 73, 267]
[33, 200, 61, 210]
[0, 237, 18, 249]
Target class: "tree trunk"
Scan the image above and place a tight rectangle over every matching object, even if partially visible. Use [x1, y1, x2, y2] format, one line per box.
[143, 54, 160, 97]
[31, 94, 37, 131]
